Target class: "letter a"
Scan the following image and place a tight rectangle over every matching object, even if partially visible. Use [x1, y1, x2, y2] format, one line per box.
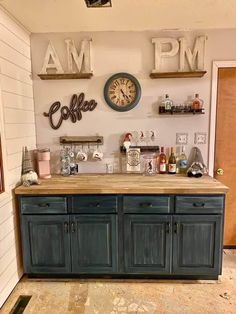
[39, 42, 64, 74]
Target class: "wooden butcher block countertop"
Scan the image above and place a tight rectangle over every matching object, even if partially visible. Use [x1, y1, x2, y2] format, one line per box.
[14, 174, 228, 195]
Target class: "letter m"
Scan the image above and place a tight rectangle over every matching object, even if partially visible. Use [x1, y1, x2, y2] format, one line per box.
[65, 39, 93, 73]
[179, 36, 206, 71]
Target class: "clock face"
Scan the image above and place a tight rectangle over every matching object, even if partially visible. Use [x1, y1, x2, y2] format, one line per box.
[104, 73, 141, 112]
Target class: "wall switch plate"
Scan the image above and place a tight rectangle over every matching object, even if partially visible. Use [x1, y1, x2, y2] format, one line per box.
[194, 132, 207, 144]
[176, 133, 188, 145]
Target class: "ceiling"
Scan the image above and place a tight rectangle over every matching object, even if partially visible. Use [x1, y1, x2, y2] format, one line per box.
[1, 0, 236, 33]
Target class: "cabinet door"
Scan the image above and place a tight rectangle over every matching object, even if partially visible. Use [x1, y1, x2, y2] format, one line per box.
[21, 215, 71, 274]
[71, 215, 118, 273]
[124, 215, 171, 274]
[173, 215, 223, 275]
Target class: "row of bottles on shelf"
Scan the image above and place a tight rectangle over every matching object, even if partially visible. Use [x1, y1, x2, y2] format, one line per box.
[159, 146, 187, 175]
[159, 94, 205, 114]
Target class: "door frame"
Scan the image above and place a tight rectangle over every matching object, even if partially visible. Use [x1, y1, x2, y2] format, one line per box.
[209, 61, 236, 176]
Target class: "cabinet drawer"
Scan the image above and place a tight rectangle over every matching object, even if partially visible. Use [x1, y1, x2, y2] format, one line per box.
[20, 196, 67, 214]
[175, 196, 224, 214]
[123, 196, 170, 213]
[71, 195, 117, 213]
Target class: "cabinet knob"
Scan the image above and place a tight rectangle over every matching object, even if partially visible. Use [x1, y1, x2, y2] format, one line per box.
[216, 168, 224, 176]
[38, 203, 50, 207]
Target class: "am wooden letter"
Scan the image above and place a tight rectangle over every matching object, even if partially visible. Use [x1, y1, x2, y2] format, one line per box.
[65, 39, 93, 74]
[39, 42, 64, 74]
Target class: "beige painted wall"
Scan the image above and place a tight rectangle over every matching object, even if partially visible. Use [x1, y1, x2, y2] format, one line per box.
[31, 29, 236, 173]
[0, 8, 36, 308]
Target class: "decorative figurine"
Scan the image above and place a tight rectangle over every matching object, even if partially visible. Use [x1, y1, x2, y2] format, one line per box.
[123, 133, 133, 152]
[187, 147, 207, 178]
[21, 147, 39, 186]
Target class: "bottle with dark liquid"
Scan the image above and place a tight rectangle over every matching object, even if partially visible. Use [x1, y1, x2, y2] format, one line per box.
[159, 147, 167, 174]
[168, 147, 176, 174]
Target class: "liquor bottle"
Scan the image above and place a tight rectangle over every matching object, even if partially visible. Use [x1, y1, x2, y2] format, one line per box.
[178, 146, 188, 175]
[159, 147, 167, 174]
[191, 94, 204, 111]
[162, 94, 173, 112]
[168, 147, 176, 174]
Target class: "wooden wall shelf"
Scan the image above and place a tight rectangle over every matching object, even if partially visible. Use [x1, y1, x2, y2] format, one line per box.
[150, 71, 207, 79]
[120, 145, 159, 154]
[159, 109, 205, 115]
[60, 136, 103, 145]
[38, 73, 93, 80]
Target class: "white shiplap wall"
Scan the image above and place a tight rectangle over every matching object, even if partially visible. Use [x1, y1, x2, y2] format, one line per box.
[0, 8, 36, 308]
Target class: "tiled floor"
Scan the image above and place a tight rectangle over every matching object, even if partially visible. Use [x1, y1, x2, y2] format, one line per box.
[1, 250, 236, 314]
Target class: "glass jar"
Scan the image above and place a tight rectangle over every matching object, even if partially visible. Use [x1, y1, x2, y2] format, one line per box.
[143, 153, 157, 175]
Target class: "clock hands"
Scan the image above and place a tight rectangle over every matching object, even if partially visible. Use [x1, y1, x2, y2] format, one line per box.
[120, 89, 130, 102]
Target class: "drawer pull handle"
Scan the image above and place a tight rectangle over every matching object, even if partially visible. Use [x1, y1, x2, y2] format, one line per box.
[166, 222, 171, 233]
[89, 202, 100, 208]
[71, 222, 76, 233]
[193, 202, 205, 208]
[38, 203, 50, 208]
[64, 222, 69, 233]
[174, 222, 179, 234]
[140, 202, 153, 208]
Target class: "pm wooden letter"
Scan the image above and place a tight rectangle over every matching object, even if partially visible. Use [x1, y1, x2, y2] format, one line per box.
[179, 36, 207, 71]
[152, 38, 179, 73]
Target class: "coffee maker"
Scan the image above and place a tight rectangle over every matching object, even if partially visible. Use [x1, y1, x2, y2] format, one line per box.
[37, 148, 51, 179]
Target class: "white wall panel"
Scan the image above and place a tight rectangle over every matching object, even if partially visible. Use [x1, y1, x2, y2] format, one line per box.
[0, 7, 36, 309]
[4, 108, 35, 124]
[0, 59, 32, 85]
[2, 91, 34, 111]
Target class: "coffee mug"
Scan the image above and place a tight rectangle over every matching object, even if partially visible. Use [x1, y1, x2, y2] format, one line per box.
[76, 151, 88, 162]
[92, 150, 103, 161]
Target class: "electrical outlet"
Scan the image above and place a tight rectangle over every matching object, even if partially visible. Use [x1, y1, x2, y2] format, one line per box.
[176, 133, 188, 145]
[194, 132, 207, 144]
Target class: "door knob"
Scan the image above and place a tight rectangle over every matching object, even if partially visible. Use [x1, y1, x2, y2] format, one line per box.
[216, 168, 224, 175]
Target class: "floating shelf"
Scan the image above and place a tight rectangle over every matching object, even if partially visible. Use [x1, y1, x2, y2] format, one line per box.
[159, 108, 205, 115]
[150, 71, 207, 79]
[60, 136, 103, 145]
[38, 73, 93, 80]
[120, 145, 159, 154]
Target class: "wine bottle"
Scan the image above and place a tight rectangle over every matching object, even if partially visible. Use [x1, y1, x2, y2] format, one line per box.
[178, 146, 188, 174]
[159, 147, 167, 174]
[168, 147, 176, 174]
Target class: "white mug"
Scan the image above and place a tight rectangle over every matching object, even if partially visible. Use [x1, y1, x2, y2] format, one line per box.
[92, 150, 103, 161]
[76, 151, 88, 162]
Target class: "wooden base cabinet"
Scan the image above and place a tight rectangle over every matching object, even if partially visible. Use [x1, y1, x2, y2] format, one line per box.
[21, 215, 71, 274]
[71, 214, 118, 273]
[19, 194, 225, 278]
[124, 215, 171, 274]
[172, 215, 223, 276]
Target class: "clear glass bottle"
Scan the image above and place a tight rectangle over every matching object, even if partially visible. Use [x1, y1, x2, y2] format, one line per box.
[178, 146, 188, 175]
[162, 94, 173, 112]
[191, 94, 204, 111]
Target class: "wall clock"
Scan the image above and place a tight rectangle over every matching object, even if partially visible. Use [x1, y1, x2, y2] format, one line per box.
[104, 73, 141, 112]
